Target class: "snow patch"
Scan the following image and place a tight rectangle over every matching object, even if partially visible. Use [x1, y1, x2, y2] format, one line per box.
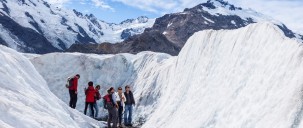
[202, 16, 215, 23]
[167, 22, 173, 28]
[202, 0, 282, 25]
[231, 20, 236, 25]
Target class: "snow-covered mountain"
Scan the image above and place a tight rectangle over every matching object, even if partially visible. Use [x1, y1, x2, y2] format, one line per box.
[28, 22, 303, 127]
[0, 0, 154, 53]
[0, 45, 104, 127]
[67, 0, 301, 56]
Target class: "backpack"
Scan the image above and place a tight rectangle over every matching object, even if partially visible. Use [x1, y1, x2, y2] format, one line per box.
[95, 91, 101, 100]
[65, 77, 74, 88]
[103, 94, 114, 109]
[84, 88, 88, 95]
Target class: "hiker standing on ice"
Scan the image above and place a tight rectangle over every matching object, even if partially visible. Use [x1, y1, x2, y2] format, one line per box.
[104, 87, 118, 128]
[84, 81, 96, 117]
[124, 85, 135, 127]
[93, 85, 101, 118]
[68, 74, 80, 109]
[116, 87, 126, 128]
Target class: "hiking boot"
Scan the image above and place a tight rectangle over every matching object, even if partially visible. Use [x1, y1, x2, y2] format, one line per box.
[124, 124, 130, 127]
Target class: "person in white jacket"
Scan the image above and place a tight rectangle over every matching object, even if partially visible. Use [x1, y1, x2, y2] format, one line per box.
[116, 87, 126, 128]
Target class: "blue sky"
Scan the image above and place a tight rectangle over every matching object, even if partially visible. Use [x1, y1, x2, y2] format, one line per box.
[47, 0, 303, 34]
[47, 0, 161, 23]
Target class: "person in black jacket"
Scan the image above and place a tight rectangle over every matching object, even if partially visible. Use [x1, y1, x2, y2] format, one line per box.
[124, 85, 135, 127]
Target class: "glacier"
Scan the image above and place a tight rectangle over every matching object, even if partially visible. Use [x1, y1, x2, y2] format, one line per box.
[143, 22, 303, 128]
[0, 21, 297, 127]
[25, 22, 303, 128]
[0, 45, 104, 128]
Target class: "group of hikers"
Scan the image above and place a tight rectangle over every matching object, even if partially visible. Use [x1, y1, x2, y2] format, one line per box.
[66, 74, 136, 128]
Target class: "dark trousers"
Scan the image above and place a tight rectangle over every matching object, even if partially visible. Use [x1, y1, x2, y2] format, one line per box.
[108, 107, 118, 128]
[69, 90, 77, 109]
[118, 104, 123, 125]
[84, 102, 94, 117]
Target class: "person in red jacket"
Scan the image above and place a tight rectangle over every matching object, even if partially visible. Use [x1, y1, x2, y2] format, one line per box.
[90, 85, 102, 118]
[84, 81, 96, 117]
[69, 74, 80, 109]
[93, 85, 101, 118]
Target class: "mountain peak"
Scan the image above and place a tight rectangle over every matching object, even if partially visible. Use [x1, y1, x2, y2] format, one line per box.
[137, 16, 149, 23]
[73, 9, 84, 17]
[183, 0, 243, 15]
[120, 16, 149, 24]
[85, 13, 97, 20]
[199, 0, 242, 11]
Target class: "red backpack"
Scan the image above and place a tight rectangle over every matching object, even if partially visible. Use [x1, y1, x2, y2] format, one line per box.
[95, 91, 101, 100]
[103, 94, 114, 109]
